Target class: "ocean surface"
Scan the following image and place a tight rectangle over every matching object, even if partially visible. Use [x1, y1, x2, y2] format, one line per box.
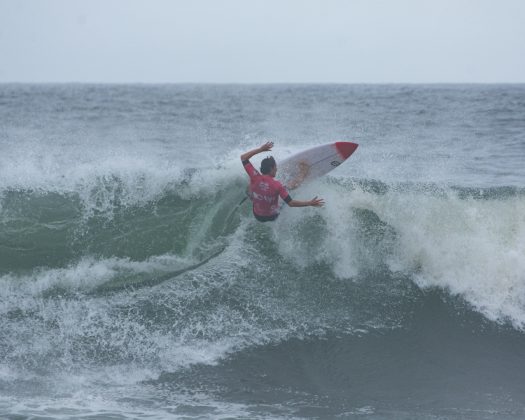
[1, 84, 524, 419]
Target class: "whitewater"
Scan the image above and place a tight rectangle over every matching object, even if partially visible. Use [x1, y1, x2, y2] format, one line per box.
[1, 84, 524, 419]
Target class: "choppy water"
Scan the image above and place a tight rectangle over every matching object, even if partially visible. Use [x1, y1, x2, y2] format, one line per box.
[1, 84, 525, 419]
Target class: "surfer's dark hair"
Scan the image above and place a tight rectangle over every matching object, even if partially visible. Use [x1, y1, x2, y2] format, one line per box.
[260, 156, 276, 174]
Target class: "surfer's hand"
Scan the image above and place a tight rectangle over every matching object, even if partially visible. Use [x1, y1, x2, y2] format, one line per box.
[259, 141, 273, 152]
[241, 142, 273, 162]
[309, 196, 324, 207]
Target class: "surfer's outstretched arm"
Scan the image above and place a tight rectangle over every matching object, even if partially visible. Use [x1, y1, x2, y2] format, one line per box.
[241, 141, 273, 162]
[287, 196, 324, 208]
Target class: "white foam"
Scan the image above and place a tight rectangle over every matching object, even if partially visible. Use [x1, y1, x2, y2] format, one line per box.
[0, 254, 194, 300]
[0, 138, 247, 220]
[0, 388, 255, 420]
[344, 185, 525, 328]
[0, 226, 306, 391]
[270, 179, 525, 328]
[273, 180, 360, 279]
[389, 192, 525, 327]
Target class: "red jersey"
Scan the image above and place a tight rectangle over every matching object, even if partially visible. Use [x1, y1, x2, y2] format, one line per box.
[242, 160, 292, 220]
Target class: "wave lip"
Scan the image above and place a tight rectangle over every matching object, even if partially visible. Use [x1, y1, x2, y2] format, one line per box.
[374, 186, 525, 328]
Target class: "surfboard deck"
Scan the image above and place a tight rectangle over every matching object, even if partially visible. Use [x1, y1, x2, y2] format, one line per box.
[278, 141, 358, 187]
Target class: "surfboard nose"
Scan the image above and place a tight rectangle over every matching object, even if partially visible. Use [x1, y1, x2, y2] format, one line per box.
[335, 142, 359, 159]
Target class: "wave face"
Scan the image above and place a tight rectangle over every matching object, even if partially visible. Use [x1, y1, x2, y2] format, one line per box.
[1, 84, 525, 419]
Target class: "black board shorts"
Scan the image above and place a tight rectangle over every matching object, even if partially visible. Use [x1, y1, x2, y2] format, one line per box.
[253, 212, 279, 222]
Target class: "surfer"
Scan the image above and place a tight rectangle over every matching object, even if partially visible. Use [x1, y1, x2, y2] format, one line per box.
[241, 141, 324, 222]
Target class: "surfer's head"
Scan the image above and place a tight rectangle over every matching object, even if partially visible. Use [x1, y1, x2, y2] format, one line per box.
[260, 156, 277, 176]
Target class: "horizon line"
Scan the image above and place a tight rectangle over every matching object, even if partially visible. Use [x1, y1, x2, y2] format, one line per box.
[1, 81, 525, 86]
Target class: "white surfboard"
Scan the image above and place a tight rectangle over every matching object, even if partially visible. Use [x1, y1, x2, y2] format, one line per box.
[278, 142, 358, 187]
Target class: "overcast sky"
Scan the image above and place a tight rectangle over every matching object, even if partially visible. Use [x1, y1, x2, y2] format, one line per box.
[1, 0, 524, 83]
